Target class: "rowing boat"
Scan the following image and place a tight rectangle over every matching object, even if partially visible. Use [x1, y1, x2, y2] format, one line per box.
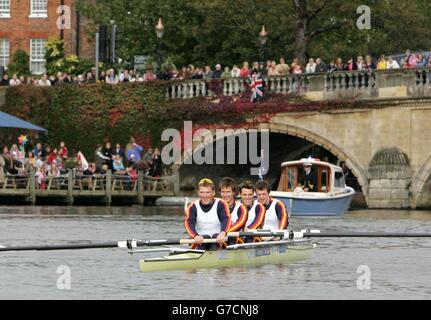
[138, 238, 316, 272]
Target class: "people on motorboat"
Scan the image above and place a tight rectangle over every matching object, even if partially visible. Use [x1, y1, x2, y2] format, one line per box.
[255, 180, 289, 233]
[239, 180, 265, 242]
[185, 178, 231, 250]
[299, 162, 317, 192]
[219, 177, 248, 245]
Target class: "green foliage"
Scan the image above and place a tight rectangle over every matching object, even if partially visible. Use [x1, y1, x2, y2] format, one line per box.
[45, 36, 65, 75]
[78, 0, 431, 66]
[7, 49, 30, 76]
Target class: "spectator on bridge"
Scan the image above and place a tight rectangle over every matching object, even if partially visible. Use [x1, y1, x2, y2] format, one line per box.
[212, 64, 223, 79]
[364, 55, 376, 70]
[356, 56, 365, 70]
[376, 55, 388, 70]
[345, 58, 358, 71]
[179, 67, 190, 80]
[290, 58, 301, 73]
[267, 61, 278, 76]
[292, 64, 303, 74]
[203, 66, 213, 80]
[231, 65, 241, 78]
[193, 67, 204, 79]
[221, 67, 231, 79]
[314, 58, 327, 73]
[387, 57, 400, 69]
[305, 58, 316, 73]
[265, 60, 272, 74]
[335, 57, 344, 71]
[416, 53, 427, 67]
[328, 60, 337, 73]
[240, 61, 251, 77]
[276, 58, 289, 75]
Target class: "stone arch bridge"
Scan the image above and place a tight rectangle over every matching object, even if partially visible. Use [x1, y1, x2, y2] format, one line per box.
[175, 69, 431, 209]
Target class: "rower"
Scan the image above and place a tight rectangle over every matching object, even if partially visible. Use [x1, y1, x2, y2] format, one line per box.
[185, 178, 231, 250]
[255, 180, 289, 237]
[219, 177, 248, 245]
[239, 180, 265, 242]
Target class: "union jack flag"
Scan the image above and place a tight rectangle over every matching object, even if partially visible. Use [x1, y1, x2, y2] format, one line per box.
[250, 73, 264, 102]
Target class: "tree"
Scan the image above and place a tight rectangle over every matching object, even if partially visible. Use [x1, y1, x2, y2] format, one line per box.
[7, 49, 30, 76]
[78, 0, 431, 67]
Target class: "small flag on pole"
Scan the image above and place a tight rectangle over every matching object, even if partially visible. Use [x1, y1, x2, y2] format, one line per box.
[250, 73, 264, 102]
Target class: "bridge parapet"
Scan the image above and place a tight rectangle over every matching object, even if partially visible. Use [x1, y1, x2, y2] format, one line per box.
[165, 68, 431, 101]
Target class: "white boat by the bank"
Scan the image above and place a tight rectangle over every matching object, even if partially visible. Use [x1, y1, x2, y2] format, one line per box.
[271, 158, 355, 216]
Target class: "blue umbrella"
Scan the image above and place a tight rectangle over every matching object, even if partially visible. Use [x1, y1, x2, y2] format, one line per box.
[0, 111, 47, 132]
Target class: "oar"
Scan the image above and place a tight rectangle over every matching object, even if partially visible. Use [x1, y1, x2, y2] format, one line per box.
[0, 238, 218, 252]
[228, 229, 431, 239]
[301, 230, 431, 238]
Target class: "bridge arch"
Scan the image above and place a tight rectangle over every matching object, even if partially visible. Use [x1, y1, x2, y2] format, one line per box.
[264, 121, 369, 194]
[412, 155, 431, 208]
[180, 122, 369, 195]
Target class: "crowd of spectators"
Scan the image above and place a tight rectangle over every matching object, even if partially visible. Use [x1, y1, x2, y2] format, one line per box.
[0, 137, 163, 190]
[1, 49, 431, 87]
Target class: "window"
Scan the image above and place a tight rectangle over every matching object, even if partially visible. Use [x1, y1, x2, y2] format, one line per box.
[0, 39, 9, 68]
[30, 0, 47, 18]
[30, 39, 46, 75]
[0, 0, 10, 18]
[334, 172, 346, 189]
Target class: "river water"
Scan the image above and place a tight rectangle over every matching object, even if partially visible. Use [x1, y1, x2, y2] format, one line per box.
[0, 206, 430, 300]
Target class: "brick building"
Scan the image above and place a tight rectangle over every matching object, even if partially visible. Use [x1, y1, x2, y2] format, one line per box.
[0, 0, 94, 75]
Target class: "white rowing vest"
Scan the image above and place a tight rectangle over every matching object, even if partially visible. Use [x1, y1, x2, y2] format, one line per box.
[194, 198, 222, 236]
[245, 201, 261, 228]
[262, 199, 281, 230]
[230, 201, 243, 225]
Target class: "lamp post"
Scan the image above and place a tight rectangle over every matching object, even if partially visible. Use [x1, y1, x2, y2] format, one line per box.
[110, 19, 116, 63]
[155, 18, 164, 77]
[259, 25, 268, 65]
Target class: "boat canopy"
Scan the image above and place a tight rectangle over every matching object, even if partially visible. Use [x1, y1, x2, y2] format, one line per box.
[278, 159, 346, 193]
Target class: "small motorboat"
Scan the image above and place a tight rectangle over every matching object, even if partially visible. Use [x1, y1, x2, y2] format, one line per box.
[271, 158, 355, 216]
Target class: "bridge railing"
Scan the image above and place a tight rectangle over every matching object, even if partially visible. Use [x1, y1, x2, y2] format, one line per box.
[165, 68, 431, 101]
